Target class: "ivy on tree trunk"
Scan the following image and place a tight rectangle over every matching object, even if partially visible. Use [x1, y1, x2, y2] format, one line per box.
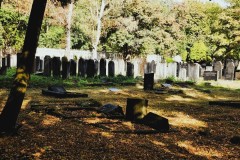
[0, 0, 47, 132]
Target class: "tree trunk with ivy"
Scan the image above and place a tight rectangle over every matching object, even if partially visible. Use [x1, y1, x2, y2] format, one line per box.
[0, 0, 47, 132]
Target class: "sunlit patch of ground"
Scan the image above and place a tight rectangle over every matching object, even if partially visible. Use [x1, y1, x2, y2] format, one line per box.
[176, 140, 223, 159]
[41, 115, 61, 126]
[165, 95, 194, 102]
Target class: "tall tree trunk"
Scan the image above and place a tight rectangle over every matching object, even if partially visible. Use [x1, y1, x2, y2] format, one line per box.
[0, 0, 47, 132]
[65, 1, 74, 59]
[92, 0, 105, 59]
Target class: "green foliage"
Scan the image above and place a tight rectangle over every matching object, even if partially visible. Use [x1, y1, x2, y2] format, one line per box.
[39, 26, 65, 48]
[190, 41, 208, 62]
[0, 68, 138, 88]
[0, 7, 28, 52]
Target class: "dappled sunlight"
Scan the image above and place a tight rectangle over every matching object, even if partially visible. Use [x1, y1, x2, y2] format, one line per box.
[41, 115, 61, 126]
[183, 89, 213, 100]
[150, 110, 207, 129]
[165, 95, 193, 102]
[22, 99, 32, 109]
[176, 141, 223, 159]
[168, 112, 207, 129]
[121, 121, 135, 130]
[100, 132, 114, 138]
[150, 140, 166, 147]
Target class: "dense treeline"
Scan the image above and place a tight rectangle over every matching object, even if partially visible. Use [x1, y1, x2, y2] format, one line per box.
[0, 0, 239, 63]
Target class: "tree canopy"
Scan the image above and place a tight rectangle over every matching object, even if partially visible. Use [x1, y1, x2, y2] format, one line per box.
[1, 0, 239, 62]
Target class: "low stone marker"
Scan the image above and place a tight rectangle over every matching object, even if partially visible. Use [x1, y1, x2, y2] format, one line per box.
[141, 112, 169, 132]
[126, 98, 148, 121]
[203, 71, 218, 81]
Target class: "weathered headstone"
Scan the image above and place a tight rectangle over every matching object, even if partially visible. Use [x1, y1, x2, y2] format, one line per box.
[108, 60, 115, 77]
[70, 59, 77, 76]
[78, 58, 86, 77]
[144, 73, 154, 90]
[235, 71, 240, 80]
[150, 60, 156, 73]
[2, 57, 6, 67]
[7, 54, 11, 68]
[214, 61, 223, 79]
[188, 63, 200, 81]
[62, 57, 70, 79]
[203, 71, 218, 81]
[94, 60, 99, 76]
[225, 62, 235, 80]
[86, 59, 94, 78]
[43, 55, 51, 76]
[35, 56, 41, 72]
[178, 68, 187, 81]
[126, 98, 148, 121]
[126, 62, 134, 77]
[100, 58, 106, 77]
[52, 57, 61, 77]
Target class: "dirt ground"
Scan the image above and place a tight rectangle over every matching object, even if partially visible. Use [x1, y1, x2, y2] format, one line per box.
[0, 81, 240, 160]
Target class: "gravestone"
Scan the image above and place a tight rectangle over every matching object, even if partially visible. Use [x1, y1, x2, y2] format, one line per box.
[43, 55, 51, 76]
[39, 59, 43, 71]
[150, 60, 156, 73]
[78, 58, 86, 77]
[214, 61, 223, 79]
[94, 60, 99, 76]
[7, 54, 11, 68]
[126, 62, 134, 77]
[62, 57, 70, 79]
[52, 57, 61, 77]
[225, 62, 235, 80]
[144, 73, 154, 90]
[235, 71, 240, 80]
[87, 59, 95, 78]
[2, 58, 6, 67]
[70, 59, 77, 76]
[159, 63, 167, 79]
[203, 71, 218, 81]
[188, 63, 200, 81]
[100, 58, 106, 77]
[178, 68, 187, 81]
[126, 98, 148, 121]
[35, 56, 41, 72]
[108, 60, 115, 77]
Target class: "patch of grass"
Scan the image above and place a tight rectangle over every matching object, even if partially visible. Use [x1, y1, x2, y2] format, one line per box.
[0, 68, 139, 88]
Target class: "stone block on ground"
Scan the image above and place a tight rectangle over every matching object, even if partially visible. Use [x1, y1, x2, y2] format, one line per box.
[141, 112, 169, 132]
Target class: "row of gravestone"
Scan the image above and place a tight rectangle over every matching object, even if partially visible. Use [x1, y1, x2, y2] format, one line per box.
[35, 56, 135, 78]
[202, 61, 240, 81]
[1, 53, 240, 81]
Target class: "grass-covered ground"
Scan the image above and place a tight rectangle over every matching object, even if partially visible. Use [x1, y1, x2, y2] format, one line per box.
[0, 68, 240, 159]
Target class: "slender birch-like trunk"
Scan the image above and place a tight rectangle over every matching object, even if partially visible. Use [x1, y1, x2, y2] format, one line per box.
[92, 0, 106, 59]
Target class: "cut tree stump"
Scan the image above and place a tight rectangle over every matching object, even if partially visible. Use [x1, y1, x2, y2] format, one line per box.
[126, 98, 148, 121]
